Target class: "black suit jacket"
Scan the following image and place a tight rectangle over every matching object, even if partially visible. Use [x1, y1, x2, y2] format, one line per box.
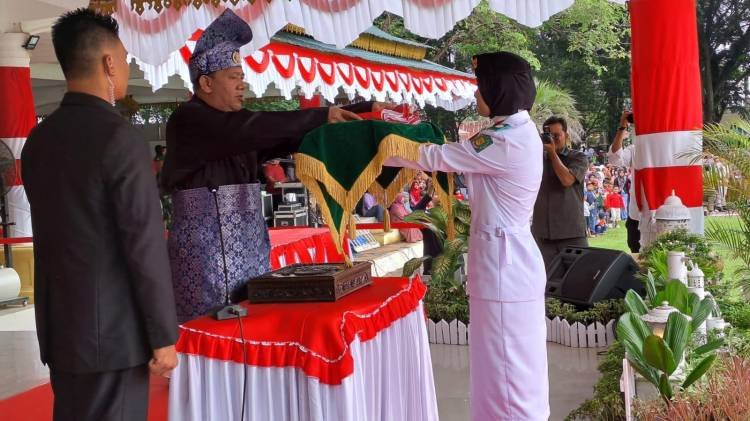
[22, 93, 178, 373]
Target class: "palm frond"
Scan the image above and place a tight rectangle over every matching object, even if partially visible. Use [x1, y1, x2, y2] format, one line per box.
[532, 80, 583, 143]
[705, 221, 750, 264]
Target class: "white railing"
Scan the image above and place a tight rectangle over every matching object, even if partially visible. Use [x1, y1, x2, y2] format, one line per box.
[426, 317, 616, 348]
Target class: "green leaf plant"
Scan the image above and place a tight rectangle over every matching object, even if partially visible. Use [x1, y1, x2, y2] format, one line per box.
[618, 278, 724, 405]
[402, 199, 470, 288]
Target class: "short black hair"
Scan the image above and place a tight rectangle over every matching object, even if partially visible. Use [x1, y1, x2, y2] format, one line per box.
[52, 8, 119, 79]
[543, 116, 568, 133]
[155, 145, 165, 155]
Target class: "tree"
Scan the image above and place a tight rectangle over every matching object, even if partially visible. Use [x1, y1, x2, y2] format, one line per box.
[376, 3, 537, 73]
[420, 105, 478, 143]
[532, 81, 583, 142]
[377, 4, 537, 141]
[376, 0, 631, 143]
[534, 0, 631, 144]
[697, 0, 750, 123]
[548, 0, 630, 75]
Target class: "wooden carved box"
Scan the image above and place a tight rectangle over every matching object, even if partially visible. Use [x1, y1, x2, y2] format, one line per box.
[247, 262, 372, 303]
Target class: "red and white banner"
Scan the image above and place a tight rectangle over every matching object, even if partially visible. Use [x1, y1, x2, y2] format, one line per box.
[132, 30, 476, 110]
[0, 33, 36, 238]
[629, 0, 703, 241]
[110, 0, 580, 69]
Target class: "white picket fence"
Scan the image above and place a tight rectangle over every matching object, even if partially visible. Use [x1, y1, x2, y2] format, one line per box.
[546, 317, 616, 348]
[427, 319, 469, 345]
[426, 317, 616, 348]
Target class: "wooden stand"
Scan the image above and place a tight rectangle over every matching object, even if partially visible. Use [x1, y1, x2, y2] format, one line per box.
[247, 262, 372, 303]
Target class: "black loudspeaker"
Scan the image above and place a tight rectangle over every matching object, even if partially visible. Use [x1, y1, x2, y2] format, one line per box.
[545, 246, 643, 306]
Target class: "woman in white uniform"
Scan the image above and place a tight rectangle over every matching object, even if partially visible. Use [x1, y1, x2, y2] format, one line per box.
[386, 52, 548, 420]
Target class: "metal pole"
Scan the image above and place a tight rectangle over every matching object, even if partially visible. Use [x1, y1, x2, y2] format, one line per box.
[1, 195, 13, 268]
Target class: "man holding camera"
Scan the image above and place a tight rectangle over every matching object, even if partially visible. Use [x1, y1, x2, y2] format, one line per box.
[608, 110, 641, 252]
[532, 116, 590, 269]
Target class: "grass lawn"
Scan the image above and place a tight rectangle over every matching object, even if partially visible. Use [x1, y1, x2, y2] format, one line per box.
[589, 216, 745, 287]
[588, 223, 629, 253]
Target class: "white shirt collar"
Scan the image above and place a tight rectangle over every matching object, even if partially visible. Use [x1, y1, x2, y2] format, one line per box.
[496, 110, 530, 128]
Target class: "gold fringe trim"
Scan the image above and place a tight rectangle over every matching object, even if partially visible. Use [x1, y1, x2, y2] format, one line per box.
[295, 134, 454, 260]
[349, 215, 358, 240]
[89, 0, 117, 14]
[301, 175, 355, 268]
[112, 0, 236, 15]
[283, 24, 306, 35]
[383, 210, 391, 232]
[350, 34, 427, 61]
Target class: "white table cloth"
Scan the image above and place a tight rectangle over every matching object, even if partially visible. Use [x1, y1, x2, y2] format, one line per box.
[169, 302, 439, 421]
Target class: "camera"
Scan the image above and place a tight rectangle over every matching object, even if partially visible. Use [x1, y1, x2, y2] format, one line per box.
[626, 112, 634, 124]
[541, 125, 553, 144]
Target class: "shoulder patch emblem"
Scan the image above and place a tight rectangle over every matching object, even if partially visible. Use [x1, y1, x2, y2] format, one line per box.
[470, 134, 494, 153]
[489, 123, 511, 132]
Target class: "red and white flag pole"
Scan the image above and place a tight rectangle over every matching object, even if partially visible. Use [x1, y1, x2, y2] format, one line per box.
[629, 0, 704, 246]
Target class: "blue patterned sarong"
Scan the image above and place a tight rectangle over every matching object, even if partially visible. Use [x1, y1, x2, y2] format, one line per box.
[169, 184, 270, 322]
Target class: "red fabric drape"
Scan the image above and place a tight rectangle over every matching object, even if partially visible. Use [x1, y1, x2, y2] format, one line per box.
[629, 0, 703, 135]
[629, 0, 703, 213]
[177, 276, 427, 385]
[0, 67, 36, 187]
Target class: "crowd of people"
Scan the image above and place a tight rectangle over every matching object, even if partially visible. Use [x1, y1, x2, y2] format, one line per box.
[583, 163, 631, 236]
[355, 170, 446, 245]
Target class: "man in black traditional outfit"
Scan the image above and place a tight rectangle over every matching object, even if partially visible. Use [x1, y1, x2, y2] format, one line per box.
[162, 9, 385, 322]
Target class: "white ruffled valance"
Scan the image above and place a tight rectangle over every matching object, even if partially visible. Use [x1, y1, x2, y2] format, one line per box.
[112, 0, 592, 67]
[108, 0, 625, 108]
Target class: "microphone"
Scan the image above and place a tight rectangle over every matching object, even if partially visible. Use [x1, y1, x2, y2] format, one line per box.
[210, 187, 248, 321]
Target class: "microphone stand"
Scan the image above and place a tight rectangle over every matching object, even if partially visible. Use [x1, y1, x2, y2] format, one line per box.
[211, 188, 248, 320]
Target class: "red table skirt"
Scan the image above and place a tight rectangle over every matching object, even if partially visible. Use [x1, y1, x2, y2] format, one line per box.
[267, 227, 346, 269]
[176, 276, 426, 385]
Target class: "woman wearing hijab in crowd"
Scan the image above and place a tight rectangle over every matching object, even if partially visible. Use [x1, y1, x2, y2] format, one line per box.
[389, 192, 423, 243]
[408, 180, 423, 208]
[386, 52, 548, 420]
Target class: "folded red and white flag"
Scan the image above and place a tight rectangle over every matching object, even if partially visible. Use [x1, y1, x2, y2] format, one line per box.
[359, 104, 421, 125]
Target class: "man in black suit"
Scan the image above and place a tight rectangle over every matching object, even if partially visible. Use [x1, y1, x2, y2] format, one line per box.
[21, 9, 178, 421]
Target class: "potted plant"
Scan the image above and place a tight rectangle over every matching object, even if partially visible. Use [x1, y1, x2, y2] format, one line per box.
[618, 277, 724, 404]
[402, 199, 471, 324]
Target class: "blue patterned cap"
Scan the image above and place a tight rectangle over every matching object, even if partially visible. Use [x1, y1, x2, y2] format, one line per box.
[189, 9, 253, 83]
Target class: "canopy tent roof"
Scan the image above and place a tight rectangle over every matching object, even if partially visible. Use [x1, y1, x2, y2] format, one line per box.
[90, 0, 598, 66]
[85, 0, 627, 109]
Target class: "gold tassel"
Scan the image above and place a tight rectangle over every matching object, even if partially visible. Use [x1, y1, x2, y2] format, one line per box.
[383, 210, 392, 232]
[349, 215, 358, 240]
[295, 135, 427, 268]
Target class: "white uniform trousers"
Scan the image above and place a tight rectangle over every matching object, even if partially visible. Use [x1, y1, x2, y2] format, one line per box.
[469, 297, 549, 420]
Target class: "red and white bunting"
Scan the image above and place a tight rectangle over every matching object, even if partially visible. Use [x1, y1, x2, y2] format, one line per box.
[132, 30, 476, 109]
[113, 0, 592, 69]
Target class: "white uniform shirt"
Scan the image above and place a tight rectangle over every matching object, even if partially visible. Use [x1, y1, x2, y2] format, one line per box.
[607, 141, 640, 221]
[386, 111, 545, 302]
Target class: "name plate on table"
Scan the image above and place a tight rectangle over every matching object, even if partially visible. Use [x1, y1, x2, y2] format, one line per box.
[247, 262, 372, 303]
